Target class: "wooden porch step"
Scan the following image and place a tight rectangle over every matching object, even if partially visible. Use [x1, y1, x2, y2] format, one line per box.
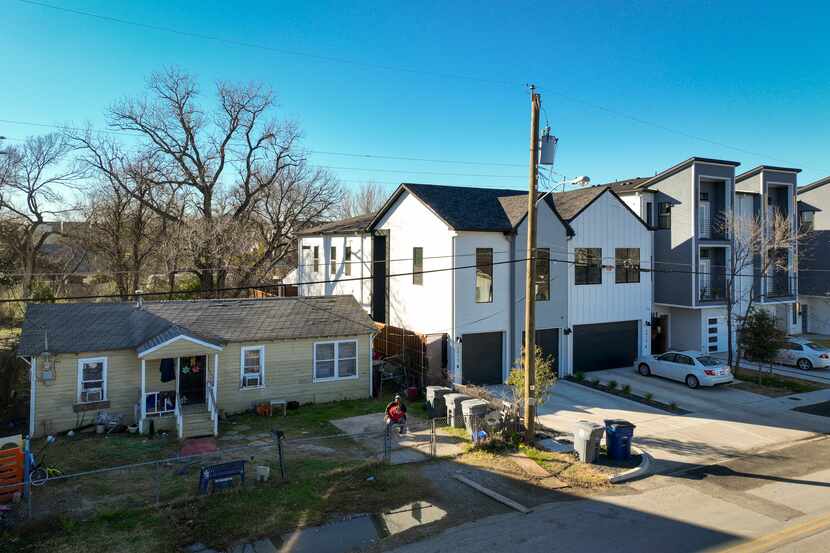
[180, 408, 215, 439]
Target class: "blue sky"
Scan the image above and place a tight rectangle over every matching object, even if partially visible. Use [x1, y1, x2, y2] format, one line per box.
[2, 0, 828, 191]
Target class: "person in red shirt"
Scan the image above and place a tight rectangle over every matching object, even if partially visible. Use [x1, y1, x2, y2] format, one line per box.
[385, 394, 408, 434]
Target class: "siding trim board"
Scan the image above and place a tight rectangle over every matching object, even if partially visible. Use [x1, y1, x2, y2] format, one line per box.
[138, 334, 224, 358]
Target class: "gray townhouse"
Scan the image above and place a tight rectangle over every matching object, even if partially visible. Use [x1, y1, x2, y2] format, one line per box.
[611, 157, 802, 355]
[797, 176, 830, 334]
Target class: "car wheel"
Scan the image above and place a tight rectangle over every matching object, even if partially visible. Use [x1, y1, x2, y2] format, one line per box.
[797, 358, 813, 371]
[685, 375, 700, 389]
[638, 363, 651, 377]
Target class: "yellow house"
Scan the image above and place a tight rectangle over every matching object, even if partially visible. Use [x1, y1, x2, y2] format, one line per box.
[18, 296, 376, 439]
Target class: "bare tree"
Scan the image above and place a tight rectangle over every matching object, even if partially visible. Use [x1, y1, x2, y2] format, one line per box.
[0, 134, 81, 298]
[336, 181, 390, 219]
[73, 68, 342, 293]
[719, 210, 808, 368]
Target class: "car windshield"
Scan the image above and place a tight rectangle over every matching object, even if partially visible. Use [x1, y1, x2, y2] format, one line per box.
[696, 356, 721, 366]
[806, 343, 830, 352]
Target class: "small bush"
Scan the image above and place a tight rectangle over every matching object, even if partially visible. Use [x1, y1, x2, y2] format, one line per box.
[669, 401, 678, 411]
[644, 392, 654, 401]
[590, 378, 600, 386]
[607, 380, 618, 390]
[574, 372, 585, 382]
[621, 384, 631, 395]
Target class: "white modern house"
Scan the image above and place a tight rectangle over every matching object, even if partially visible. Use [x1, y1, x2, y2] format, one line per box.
[552, 186, 654, 374]
[297, 181, 656, 384]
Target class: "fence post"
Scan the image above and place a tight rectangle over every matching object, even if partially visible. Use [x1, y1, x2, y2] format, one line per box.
[430, 418, 436, 457]
[383, 424, 391, 464]
[154, 461, 161, 505]
[272, 430, 286, 480]
[23, 436, 32, 520]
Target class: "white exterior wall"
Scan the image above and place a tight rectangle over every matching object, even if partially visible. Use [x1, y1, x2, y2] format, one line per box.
[297, 234, 372, 312]
[563, 192, 654, 375]
[512, 201, 570, 379]
[802, 297, 830, 335]
[375, 190, 454, 336]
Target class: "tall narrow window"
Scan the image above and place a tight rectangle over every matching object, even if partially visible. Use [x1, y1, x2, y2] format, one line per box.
[301, 246, 311, 271]
[575, 248, 602, 285]
[645, 201, 653, 227]
[475, 248, 493, 303]
[535, 248, 550, 300]
[800, 211, 815, 233]
[658, 202, 672, 229]
[344, 246, 352, 276]
[330, 246, 337, 275]
[412, 247, 423, 285]
[313, 246, 319, 273]
[615, 248, 641, 283]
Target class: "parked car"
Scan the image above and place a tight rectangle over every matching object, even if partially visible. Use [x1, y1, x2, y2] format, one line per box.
[635, 351, 734, 389]
[774, 339, 830, 370]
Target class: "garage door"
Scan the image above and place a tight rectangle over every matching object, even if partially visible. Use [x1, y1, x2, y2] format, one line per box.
[573, 321, 638, 372]
[462, 331, 503, 385]
[523, 328, 560, 376]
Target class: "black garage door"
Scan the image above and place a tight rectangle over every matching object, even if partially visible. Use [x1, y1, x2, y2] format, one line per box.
[573, 321, 638, 372]
[462, 331, 503, 385]
[523, 328, 560, 376]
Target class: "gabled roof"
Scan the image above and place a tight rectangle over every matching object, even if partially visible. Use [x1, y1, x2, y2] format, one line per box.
[18, 296, 375, 356]
[609, 157, 741, 192]
[368, 183, 574, 235]
[735, 165, 802, 183]
[604, 177, 652, 193]
[297, 212, 377, 236]
[552, 186, 652, 230]
[798, 200, 821, 213]
[798, 176, 830, 195]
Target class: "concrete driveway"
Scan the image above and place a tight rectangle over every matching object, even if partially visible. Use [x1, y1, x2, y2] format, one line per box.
[492, 371, 830, 474]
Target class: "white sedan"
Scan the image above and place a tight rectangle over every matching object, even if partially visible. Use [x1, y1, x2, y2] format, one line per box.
[635, 350, 734, 389]
[774, 339, 830, 370]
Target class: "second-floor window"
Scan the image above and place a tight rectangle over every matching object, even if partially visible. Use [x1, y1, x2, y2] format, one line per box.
[344, 246, 352, 276]
[413, 247, 423, 285]
[330, 247, 337, 275]
[658, 203, 671, 229]
[313, 246, 320, 273]
[575, 248, 602, 285]
[645, 201, 653, 227]
[615, 248, 641, 283]
[535, 248, 550, 300]
[800, 211, 815, 233]
[475, 248, 493, 303]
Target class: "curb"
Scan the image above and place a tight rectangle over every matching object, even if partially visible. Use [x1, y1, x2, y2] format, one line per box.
[609, 445, 652, 484]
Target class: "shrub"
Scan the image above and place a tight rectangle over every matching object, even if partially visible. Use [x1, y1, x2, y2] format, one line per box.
[621, 384, 631, 395]
[574, 372, 585, 382]
[644, 392, 654, 401]
[669, 401, 678, 411]
[590, 378, 600, 386]
[607, 380, 618, 390]
[507, 346, 557, 412]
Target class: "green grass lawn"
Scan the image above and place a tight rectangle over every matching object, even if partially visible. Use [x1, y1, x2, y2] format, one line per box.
[222, 392, 429, 439]
[7, 458, 428, 553]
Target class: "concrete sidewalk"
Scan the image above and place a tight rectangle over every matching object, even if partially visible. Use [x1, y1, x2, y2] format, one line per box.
[490, 379, 830, 473]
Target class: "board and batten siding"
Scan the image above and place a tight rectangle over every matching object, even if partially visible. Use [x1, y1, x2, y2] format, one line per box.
[30, 334, 371, 437]
[298, 234, 373, 313]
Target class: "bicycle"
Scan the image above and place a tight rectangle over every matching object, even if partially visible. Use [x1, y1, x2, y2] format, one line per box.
[28, 435, 62, 486]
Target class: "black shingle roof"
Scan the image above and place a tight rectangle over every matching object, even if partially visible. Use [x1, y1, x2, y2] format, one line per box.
[297, 212, 377, 236]
[18, 296, 375, 356]
[368, 183, 574, 235]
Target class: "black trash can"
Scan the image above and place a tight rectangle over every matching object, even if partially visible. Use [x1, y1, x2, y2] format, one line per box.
[604, 419, 636, 460]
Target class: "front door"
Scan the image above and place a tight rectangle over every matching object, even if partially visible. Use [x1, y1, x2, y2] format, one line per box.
[179, 356, 207, 405]
[651, 315, 669, 354]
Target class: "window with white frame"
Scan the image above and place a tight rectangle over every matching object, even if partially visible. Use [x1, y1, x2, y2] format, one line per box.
[241, 346, 265, 388]
[77, 357, 107, 403]
[314, 340, 358, 380]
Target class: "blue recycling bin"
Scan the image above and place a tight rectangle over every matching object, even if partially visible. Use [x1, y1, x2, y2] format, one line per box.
[604, 419, 636, 460]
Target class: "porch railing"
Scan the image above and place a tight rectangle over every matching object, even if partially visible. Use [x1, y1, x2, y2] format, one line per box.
[207, 381, 218, 436]
[175, 402, 183, 439]
[142, 391, 176, 416]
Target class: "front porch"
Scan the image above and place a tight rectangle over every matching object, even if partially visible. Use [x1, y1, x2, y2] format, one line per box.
[138, 337, 223, 439]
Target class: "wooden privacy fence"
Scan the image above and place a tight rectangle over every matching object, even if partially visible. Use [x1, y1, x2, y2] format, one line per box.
[373, 324, 448, 389]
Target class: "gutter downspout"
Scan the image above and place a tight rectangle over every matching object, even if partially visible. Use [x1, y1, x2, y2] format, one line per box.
[29, 356, 37, 438]
[451, 234, 457, 385]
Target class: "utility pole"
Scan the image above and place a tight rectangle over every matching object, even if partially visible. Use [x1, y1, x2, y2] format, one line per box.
[523, 85, 541, 444]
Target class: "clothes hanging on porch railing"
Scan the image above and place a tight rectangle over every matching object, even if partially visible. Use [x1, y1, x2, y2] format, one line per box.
[159, 358, 176, 382]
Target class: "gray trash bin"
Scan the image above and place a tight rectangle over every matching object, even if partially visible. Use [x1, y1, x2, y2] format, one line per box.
[425, 386, 453, 416]
[573, 421, 604, 463]
[460, 398, 489, 436]
[444, 393, 472, 428]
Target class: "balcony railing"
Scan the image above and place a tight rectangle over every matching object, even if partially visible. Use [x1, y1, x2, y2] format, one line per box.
[699, 287, 726, 302]
[766, 272, 793, 298]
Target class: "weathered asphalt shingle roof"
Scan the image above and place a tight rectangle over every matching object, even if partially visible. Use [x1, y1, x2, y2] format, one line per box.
[297, 212, 378, 236]
[552, 186, 608, 221]
[18, 296, 375, 356]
